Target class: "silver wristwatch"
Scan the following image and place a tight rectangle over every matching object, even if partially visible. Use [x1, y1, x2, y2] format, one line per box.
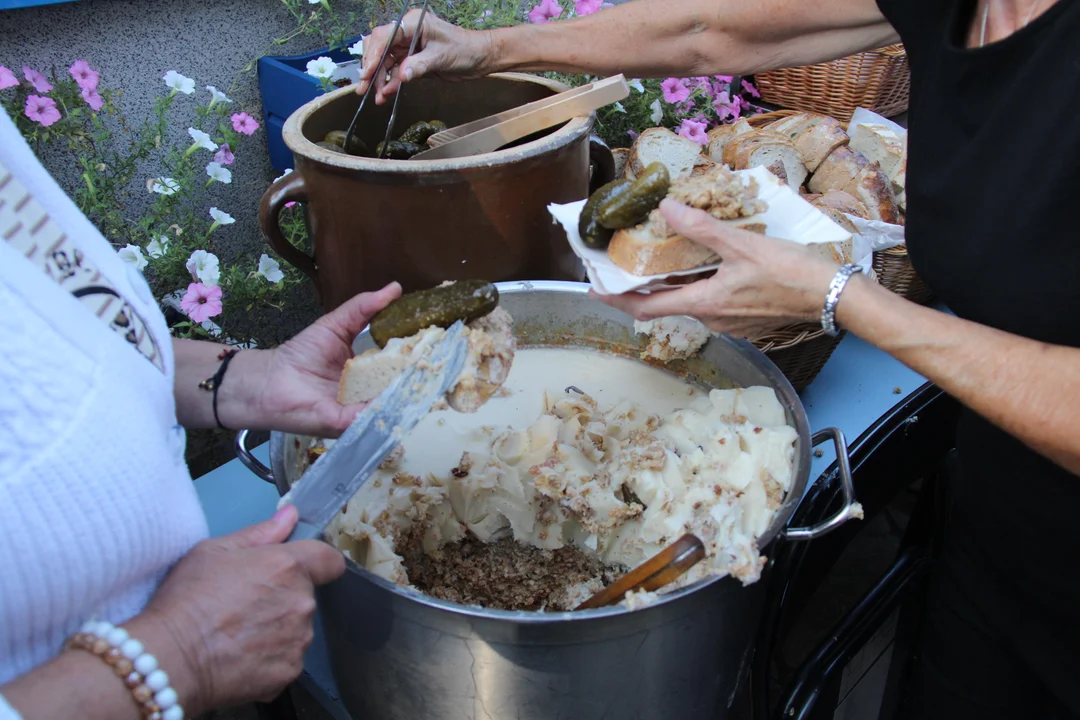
[820, 264, 862, 337]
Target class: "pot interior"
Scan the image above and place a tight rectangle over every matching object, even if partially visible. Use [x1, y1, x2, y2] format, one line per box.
[301, 75, 573, 157]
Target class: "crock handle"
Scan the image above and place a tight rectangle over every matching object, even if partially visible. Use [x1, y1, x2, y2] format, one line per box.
[235, 429, 275, 485]
[783, 427, 863, 541]
[258, 170, 318, 284]
[588, 134, 616, 194]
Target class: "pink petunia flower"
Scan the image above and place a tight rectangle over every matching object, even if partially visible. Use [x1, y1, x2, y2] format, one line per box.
[678, 118, 709, 146]
[574, 0, 603, 15]
[661, 78, 690, 104]
[0, 65, 17, 90]
[213, 143, 236, 165]
[180, 282, 223, 323]
[528, 0, 562, 24]
[714, 75, 734, 83]
[24, 95, 61, 127]
[22, 67, 52, 93]
[81, 86, 104, 111]
[68, 60, 100, 92]
[627, 129, 639, 142]
[231, 112, 260, 135]
[741, 79, 761, 99]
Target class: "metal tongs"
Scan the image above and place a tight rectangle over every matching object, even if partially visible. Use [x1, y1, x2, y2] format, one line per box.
[343, 0, 431, 160]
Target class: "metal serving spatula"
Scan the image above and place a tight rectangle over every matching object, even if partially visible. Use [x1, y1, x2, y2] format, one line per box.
[284, 321, 469, 542]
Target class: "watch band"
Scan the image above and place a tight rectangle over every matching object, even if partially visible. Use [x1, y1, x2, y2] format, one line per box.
[820, 264, 862, 337]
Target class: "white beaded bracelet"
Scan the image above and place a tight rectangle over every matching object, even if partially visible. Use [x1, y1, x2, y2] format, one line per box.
[66, 620, 184, 720]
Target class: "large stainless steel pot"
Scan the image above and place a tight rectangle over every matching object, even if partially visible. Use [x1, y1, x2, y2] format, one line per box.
[236, 281, 859, 720]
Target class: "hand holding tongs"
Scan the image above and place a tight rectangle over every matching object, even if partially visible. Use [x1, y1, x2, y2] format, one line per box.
[344, 0, 431, 160]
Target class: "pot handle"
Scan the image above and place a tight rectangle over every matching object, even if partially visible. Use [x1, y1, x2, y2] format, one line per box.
[588, 134, 616, 194]
[783, 427, 862, 541]
[234, 429, 275, 485]
[258, 170, 318, 284]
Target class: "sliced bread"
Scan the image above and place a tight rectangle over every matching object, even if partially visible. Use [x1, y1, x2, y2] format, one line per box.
[628, 127, 713, 179]
[794, 117, 850, 172]
[705, 124, 736, 165]
[840, 162, 903, 225]
[849, 123, 906, 179]
[808, 146, 869, 194]
[612, 147, 631, 179]
[810, 189, 870, 219]
[768, 112, 824, 139]
[608, 214, 766, 276]
[724, 132, 808, 192]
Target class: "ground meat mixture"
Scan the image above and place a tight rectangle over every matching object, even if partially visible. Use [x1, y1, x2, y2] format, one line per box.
[666, 166, 767, 222]
[397, 528, 625, 611]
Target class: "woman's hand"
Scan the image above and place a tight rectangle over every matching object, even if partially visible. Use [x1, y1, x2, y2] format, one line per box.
[357, 10, 494, 105]
[136, 505, 345, 714]
[595, 199, 840, 338]
[255, 282, 403, 438]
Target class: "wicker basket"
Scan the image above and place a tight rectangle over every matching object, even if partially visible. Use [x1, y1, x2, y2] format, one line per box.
[754, 45, 910, 122]
[872, 246, 934, 305]
[752, 326, 844, 393]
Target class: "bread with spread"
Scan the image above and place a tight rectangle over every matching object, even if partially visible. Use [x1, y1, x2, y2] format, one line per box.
[338, 281, 515, 413]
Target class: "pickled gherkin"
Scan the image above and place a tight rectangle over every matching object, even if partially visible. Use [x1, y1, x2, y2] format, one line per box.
[377, 140, 426, 159]
[397, 120, 444, 145]
[369, 280, 499, 348]
[578, 178, 634, 249]
[323, 130, 368, 156]
[596, 162, 671, 229]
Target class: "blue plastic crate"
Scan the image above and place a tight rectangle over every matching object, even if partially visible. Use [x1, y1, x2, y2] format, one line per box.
[0, 0, 80, 9]
[257, 40, 360, 174]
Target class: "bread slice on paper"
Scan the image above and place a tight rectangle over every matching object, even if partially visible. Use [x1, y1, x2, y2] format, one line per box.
[547, 166, 855, 295]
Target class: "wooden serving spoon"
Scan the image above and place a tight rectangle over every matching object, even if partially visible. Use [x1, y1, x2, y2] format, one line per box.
[575, 534, 707, 611]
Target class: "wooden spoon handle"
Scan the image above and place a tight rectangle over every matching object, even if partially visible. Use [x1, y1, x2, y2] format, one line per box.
[575, 534, 707, 611]
[413, 75, 629, 160]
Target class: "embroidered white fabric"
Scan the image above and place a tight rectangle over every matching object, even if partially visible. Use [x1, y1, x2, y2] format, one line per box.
[0, 108, 208, 715]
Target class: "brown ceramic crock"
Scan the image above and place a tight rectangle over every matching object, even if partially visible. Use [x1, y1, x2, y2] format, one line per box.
[259, 73, 615, 310]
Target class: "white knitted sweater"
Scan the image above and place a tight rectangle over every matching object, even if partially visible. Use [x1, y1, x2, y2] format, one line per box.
[0, 109, 208, 715]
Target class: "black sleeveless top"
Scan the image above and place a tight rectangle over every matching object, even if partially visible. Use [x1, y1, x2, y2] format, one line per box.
[876, 0, 1080, 659]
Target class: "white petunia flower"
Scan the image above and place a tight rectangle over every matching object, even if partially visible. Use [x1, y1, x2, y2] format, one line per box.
[150, 177, 180, 195]
[146, 235, 169, 259]
[628, 78, 644, 93]
[163, 70, 195, 95]
[188, 128, 219, 152]
[649, 99, 663, 125]
[257, 254, 285, 283]
[205, 162, 232, 184]
[118, 244, 148, 271]
[186, 249, 221, 286]
[305, 56, 337, 80]
[348, 38, 364, 56]
[612, 102, 626, 113]
[205, 85, 232, 104]
[209, 207, 235, 225]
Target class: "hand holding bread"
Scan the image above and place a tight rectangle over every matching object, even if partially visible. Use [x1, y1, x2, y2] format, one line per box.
[593, 198, 843, 339]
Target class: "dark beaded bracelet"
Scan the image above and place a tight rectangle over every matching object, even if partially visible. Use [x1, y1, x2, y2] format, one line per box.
[198, 348, 240, 430]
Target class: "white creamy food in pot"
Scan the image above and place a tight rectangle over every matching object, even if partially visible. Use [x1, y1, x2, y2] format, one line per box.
[319, 347, 797, 609]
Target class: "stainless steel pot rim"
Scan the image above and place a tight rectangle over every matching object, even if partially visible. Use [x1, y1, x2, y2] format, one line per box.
[283, 73, 593, 174]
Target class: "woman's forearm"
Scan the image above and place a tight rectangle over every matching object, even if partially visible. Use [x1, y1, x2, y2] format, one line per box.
[172, 339, 272, 431]
[488, 0, 897, 77]
[838, 276, 1080, 475]
[0, 613, 201, 720]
